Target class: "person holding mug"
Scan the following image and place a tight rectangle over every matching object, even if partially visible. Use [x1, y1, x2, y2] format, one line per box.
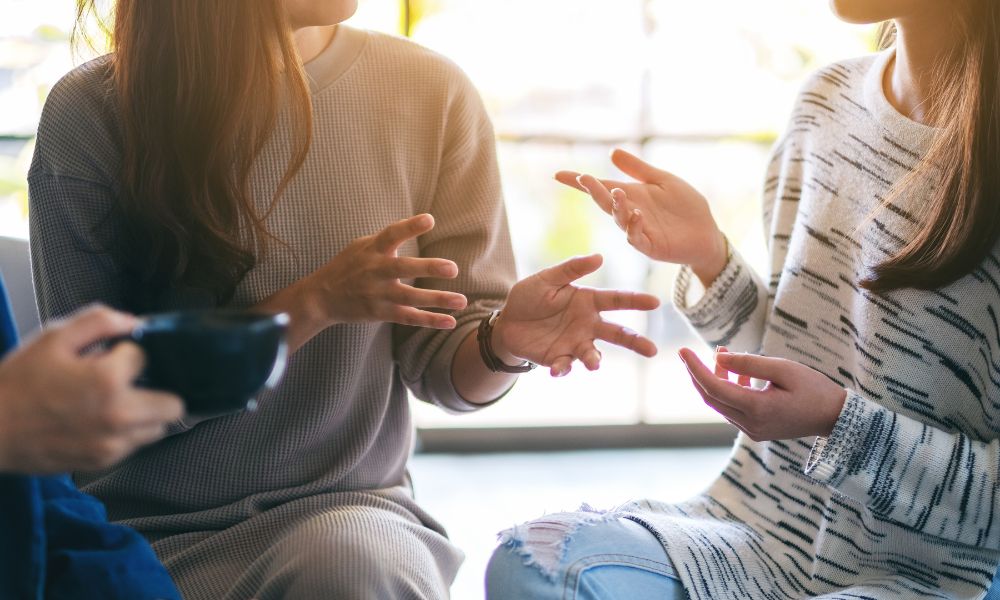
[0, 286, 184, 598]
[29, 0, 661, 598]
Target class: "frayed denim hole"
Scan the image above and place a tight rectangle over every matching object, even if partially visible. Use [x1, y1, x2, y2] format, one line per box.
[495, 504, 621, 582]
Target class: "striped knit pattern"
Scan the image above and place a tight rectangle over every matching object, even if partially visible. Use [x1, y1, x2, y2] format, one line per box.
[28, 26, 515, 599]
[622, 50, 1000, 599]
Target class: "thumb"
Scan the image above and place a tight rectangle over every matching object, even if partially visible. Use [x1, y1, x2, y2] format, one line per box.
[537, 254, 603, 286]
[610, 149, 672, 184]
[50, 306, 139, 353]
[714, 351, 791, 386]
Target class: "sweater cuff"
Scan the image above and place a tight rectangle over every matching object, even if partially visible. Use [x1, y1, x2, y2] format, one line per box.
[672, 249, 762, 349]
[804, 390, 871, 488]
[421, 319, 515, 413]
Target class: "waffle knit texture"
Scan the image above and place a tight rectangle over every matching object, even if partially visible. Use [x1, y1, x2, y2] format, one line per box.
[28, 26, 516, 599]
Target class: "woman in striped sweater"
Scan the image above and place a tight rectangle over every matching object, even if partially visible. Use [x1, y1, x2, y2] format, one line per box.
[487, 1, 1000, 598]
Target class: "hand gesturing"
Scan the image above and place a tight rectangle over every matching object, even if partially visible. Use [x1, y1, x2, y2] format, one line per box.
[556, 149, 729, 285]
[493, 254, 660, 377]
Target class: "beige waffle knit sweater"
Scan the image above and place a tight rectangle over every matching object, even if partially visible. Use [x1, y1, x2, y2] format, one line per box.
[28, 26, 515, 599]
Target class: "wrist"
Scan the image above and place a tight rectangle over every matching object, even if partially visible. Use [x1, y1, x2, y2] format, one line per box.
[818, 388, 848, 437]
[489, 313, 521, 364]
[689, 229, 729, 289]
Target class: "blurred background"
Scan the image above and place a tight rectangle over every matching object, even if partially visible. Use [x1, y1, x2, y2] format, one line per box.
[0, 1, 877, 597]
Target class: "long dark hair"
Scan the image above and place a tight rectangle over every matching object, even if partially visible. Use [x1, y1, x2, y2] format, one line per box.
[74, 0, 312, 306]
[862, 4, 1000, 292]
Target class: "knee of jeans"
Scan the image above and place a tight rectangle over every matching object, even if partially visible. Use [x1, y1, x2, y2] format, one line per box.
[488, 504, 624, 586]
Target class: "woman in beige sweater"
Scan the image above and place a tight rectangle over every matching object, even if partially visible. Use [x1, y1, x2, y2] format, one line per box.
[28, 1, 659, 598]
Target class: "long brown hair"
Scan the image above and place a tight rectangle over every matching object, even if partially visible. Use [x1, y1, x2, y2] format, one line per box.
[863, 3, 1000, 292]
[74, 0, 312, 307]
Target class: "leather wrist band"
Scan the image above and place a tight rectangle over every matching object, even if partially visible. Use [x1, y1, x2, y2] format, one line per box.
[477, 310, 536, 374]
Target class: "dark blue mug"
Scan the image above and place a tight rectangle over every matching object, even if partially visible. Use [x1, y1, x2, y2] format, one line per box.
[118, 310, 290, 418]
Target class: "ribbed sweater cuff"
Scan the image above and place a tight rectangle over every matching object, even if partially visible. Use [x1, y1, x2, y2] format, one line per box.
[673, 249, 761, 349]
[805, 390, 871, 487]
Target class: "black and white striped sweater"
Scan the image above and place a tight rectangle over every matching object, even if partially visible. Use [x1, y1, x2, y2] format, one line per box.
[622, 50, 1000, 599]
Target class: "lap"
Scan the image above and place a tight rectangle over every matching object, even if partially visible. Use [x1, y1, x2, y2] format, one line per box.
[152, 492, 462, 600]
[487, 512, 687, 600]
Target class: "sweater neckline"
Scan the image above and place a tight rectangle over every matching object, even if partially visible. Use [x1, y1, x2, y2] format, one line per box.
[863, 48, 937, 148]
[303, 25, 368, 95]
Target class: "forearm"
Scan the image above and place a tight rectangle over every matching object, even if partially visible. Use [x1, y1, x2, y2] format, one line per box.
[806, 391, 1000, 549]
[450, 329, 519, 405]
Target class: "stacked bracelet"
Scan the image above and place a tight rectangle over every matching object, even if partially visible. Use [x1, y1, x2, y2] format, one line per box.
[477, 310, 536, 374]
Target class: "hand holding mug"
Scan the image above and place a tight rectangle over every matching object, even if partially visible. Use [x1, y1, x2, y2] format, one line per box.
[0, 306, 184, 474]
[557, 149, 729, 286]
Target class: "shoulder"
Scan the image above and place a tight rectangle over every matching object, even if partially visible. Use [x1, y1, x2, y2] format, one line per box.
[30, 55, 122, 186]
[358, 29, 481, 100]
[791, 53, 879, 118]
[767, 53, 881, 163]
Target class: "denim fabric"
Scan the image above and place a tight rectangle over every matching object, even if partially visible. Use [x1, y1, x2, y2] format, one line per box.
[486, 516, 688, 600]
[987, 567, 1000, 600]
[0, 272, 181, 599]
[0, 271, 17, 358]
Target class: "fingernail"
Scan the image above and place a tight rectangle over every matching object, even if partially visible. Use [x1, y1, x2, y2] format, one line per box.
[449, 297, 466, 309]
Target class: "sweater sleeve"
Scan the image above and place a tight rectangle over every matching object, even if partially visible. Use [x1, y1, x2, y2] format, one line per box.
[806, 390, 1000, 549]
[671, 131, 793, 353]
[672, 249, 769, 352]
[392, 67, 517, 413]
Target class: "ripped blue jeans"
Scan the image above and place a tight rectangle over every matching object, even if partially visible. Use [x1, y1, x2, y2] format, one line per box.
[486, 507, 1000, 599]
[486, 507, 687, 600]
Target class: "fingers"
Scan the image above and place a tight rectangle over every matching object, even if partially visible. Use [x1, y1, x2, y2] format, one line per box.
[575, 341, 602, 371]
[388, 306, 457, 330]
[685, 369, 747, 424]
[679, 348, 757, 411]
[97, 341, 147, 383]
[625, 209, 651, 254]
[609, 148, 671, 184]
[537, 254, 604, 286]
[576, 174, 616, 215]
[555, 170, 586, 192]
[381, 257, 459, 280]
[549, 355, 573, 378]
[373, 214, 435, 254]
[52, 305, 139, 353]
[123, 390, 185, 427]
[714, 346, 730, 379]
[125, 423, 170, 448]
[389, 284, 468, 310]
[592, 289, 660, 312]
[714, 351, 790, 386]
[595, 321, 658, 357]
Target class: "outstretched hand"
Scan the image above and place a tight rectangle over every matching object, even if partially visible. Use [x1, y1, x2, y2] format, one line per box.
[556, 149, 728, 286]
[492, 254, 660, 377]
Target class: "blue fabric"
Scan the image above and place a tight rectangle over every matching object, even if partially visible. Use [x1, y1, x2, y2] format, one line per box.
[0, 271, 18, 357]
[0, 273, 181, 600]
[486, 517, 688, 600]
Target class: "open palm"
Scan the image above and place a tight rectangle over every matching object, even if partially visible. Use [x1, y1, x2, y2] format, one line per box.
[556, 149, 725, 271]
[493, 254, 660, 377]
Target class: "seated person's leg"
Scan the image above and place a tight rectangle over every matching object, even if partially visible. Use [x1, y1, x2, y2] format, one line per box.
[241, 503, 461, 600]
[486, 511, 687, 600]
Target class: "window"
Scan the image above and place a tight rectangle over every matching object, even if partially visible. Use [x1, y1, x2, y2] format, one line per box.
[0, 1, 877, 432]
